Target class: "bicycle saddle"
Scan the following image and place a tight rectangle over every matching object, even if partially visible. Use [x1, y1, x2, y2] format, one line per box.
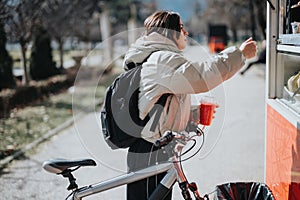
[43, 158, 96, 174]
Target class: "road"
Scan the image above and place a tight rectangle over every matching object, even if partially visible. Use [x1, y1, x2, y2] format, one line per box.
[0, 46, 266, 199]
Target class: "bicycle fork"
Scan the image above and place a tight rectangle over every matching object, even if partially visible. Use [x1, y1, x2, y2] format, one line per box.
[148, 159, 206, 200]
[173, 156, 207, 200]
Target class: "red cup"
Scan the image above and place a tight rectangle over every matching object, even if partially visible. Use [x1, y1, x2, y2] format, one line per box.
[199, 97, 216, 126]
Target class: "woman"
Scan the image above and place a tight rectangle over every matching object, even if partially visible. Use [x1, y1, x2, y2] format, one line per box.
[124, 11, 257, 200]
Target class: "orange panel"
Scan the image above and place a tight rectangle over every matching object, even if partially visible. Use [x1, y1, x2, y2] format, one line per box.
[266, 105, 300, 200]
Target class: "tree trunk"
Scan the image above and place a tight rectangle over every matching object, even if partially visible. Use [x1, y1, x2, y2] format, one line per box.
[232, 28, 238, 42]
[100, 7, 113, 73]
[58, 37, 64, 69]
[20, 40, 29, 85]
[230, 21, 238, 42]
[249, 0, 256, 40]
[128, 3, 138, 45]
[0, 20, 15, 90]
[254, 1, 266, 39]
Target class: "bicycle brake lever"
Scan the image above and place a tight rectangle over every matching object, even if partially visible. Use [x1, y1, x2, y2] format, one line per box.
[154, 131, 175, 148]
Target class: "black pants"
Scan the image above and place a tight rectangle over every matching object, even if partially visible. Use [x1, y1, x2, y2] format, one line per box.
[127, 139, 172, 200]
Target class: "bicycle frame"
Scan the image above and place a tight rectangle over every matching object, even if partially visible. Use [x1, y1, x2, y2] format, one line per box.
[43, 130, 207, 200]
[73, 162, 176, 200]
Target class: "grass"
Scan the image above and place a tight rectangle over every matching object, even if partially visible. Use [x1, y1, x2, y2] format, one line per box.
[0, 92, 73, 159]
[0, 67, 119, 160]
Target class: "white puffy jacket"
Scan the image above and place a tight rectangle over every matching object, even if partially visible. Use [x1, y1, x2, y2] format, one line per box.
[123, 32, 245, 143]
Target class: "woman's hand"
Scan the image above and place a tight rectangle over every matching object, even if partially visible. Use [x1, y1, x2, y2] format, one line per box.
[239, 37, 257, 59]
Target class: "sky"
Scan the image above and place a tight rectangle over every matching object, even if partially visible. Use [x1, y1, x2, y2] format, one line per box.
[155, 0, 206, 22]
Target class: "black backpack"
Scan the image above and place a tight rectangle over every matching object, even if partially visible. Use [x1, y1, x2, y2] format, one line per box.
[100, 53, 170, 149]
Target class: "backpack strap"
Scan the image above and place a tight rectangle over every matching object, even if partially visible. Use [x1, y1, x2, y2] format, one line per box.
[148, 93, 171, 132]
[126, 50, 169, 132]
[125, 51, 159, 70]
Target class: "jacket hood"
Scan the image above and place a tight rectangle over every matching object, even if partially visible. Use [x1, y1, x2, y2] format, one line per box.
[123, 32, 180, 70]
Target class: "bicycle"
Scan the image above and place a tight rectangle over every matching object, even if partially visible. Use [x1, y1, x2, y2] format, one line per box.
[43, 124, 211, 200]
[42, 124, 275, 200]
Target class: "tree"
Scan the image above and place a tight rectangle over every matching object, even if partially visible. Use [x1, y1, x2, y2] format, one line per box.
[40, 0, 98, 69]
[0, 1, 15, 90]
[254, 0, 267, 39]
[249, 0, 257, 40]
[95, 0, 131, 73]
[204, 0, 266, 41]
[0, 19, 15, 90]
[29, 25, 59, 80]
[97, 2, 113, 72]
[4, 0, 42, 85]
[95, 0, 156, 73]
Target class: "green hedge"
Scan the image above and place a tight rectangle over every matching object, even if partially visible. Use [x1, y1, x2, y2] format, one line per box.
[0, 67, 78, 118]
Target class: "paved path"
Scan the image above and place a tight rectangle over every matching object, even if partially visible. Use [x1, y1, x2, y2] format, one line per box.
[0, 47, 266, 199]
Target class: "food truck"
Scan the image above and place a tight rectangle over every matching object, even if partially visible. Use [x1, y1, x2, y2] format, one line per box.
[266, 0, 300, 199]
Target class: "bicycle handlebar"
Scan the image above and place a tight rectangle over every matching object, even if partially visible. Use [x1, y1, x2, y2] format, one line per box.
[154, 125, 204, 149]
[154, 131, 175, 148]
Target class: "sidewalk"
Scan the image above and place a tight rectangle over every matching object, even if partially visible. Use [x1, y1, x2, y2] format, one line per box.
[0, 61, 266, 199]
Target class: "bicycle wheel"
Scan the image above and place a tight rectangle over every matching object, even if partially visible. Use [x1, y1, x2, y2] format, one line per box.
[213, 182, 275, 200]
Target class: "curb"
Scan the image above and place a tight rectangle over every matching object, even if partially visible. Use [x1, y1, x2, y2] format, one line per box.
[0, 113, 83, 169]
